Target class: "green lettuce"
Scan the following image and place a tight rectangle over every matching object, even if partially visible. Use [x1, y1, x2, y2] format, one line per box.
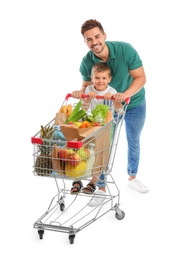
[89, 104, 109, 123]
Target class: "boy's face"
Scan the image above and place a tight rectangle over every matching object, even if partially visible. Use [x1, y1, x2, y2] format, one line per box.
[92, 71, 111, 91]
[83, 27, 106, 55]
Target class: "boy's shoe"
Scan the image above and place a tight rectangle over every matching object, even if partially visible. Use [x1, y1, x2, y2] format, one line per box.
[128, 178, 149, 193]
[88, 190, 106, 207]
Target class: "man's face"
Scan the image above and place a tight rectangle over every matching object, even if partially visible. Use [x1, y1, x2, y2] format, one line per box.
[83, 27, 106, 55]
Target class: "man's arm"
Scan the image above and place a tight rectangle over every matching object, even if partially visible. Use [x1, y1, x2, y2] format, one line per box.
[113, 66, 146, 101]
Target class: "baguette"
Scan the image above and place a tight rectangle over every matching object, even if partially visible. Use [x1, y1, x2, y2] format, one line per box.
[51, 145, 64, 175]
[59, 104, 72, 116]
[105, 110, 112, 123]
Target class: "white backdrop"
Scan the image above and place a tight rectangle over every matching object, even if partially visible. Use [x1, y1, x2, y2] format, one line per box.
[1, 0, 186, 259]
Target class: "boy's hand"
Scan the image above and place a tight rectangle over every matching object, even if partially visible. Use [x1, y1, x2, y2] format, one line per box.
[71, 90, 84, 99]
[103, 93, 113, 100]
[88, 92, 97, 99]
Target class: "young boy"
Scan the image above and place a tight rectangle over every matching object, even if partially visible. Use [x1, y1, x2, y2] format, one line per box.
[82, 62, 123, 111]
[71, 62, 122, 207]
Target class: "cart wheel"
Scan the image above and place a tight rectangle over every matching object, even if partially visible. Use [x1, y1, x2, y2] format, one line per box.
[115, 210, 125, 220]
[38, 229, 44, 239]
[69, 234, 75, 244]
[60, 202, 65, 211]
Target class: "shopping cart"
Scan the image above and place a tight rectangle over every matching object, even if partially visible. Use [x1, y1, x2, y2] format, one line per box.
[31, 93, 130, 244]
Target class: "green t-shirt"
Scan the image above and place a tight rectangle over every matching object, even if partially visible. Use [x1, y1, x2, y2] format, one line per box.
[79, 41, 145, 109]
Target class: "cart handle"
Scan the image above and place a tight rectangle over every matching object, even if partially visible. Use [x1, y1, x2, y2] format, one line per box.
[65, 93, 130, 105]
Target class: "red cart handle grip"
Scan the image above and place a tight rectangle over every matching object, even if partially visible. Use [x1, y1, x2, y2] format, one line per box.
[65, 93, 130, 105]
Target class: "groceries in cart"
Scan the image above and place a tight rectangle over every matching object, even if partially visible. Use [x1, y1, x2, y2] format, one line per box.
[32, 98, 117, 180]
[57, 99, 113, 126]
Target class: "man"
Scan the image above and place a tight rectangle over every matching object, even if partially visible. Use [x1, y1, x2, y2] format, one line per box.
[72, 19, 149, 193]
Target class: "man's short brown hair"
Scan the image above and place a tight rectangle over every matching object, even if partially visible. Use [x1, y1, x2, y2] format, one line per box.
[81, 19, 105, 35]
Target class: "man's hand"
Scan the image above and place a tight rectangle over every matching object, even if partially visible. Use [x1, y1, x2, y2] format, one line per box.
[112, 92, 129, 102]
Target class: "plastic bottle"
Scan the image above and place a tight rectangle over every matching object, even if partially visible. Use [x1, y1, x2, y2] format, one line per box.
[52, 125, 66, 147]
[86, 143, 95, 177]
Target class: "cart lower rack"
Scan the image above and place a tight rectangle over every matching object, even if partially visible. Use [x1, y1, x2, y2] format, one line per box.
[31, 94, 130, 244]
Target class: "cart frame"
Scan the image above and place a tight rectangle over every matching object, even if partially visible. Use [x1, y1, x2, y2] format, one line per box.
[31, 94, 130, 244]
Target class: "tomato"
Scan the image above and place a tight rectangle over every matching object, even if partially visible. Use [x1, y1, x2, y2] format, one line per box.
[92, 123, 101, 126]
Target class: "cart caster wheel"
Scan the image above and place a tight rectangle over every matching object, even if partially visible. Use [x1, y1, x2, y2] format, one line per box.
[60, 203, 65, 211]
[69, 234, 75, 244]
[38, 229, 44, 239]
[115, 210, 125, 220]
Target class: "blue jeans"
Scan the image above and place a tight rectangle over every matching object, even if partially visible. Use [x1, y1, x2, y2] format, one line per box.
[125, 100, 146, 176]
[96, 100, 146, 188]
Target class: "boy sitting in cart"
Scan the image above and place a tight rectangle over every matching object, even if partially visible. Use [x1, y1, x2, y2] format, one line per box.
[71, 62, 123, 207]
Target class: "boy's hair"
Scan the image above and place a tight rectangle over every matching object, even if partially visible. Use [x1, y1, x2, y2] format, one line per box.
[91, 62, 111, 76]
[81, 19, 105, 35]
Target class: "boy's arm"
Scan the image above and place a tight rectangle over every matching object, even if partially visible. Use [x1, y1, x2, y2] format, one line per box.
[82, 91, 96, 109]
[71, 80, 92, 99]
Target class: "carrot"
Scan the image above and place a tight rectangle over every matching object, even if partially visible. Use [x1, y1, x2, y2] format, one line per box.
[80, 121, 91, 128]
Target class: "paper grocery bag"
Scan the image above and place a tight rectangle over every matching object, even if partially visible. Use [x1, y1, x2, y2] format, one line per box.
[60, 123, 112, 176]
[54, 113, 67, 125]
[60, 124, 101, 141]
[92, 123, 111, 174]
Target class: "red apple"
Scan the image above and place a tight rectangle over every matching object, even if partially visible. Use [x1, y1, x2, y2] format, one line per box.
[59, 148, 74, 161]
[69, 153, 81, 166]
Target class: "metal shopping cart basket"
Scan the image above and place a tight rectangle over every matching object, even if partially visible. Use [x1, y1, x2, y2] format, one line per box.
[31, 93, 130, 244]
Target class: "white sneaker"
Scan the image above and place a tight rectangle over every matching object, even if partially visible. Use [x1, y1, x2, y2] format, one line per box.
[128, 178, 149, 193]
[88, 190, 106, 207]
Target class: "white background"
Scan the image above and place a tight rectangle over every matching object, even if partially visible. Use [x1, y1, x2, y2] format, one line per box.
[1, 0, 187, 259]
